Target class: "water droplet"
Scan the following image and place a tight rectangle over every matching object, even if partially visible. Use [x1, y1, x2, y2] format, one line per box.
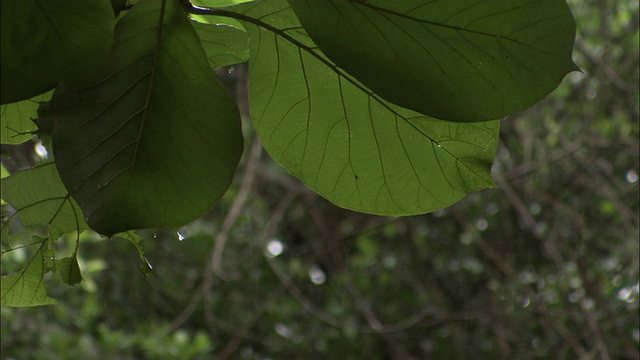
[308, 264, 326, 285]
[177, 231, 185, 241]
[586, 88, 597, 100]
[265, 239, 284, 257]
[227, 66, 235, 74]
[521, 296, 531, 307]
[625, 169, 638, 183]
[153, 232, 157, 239]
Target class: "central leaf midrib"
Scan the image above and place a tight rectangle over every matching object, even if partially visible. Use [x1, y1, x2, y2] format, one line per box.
[128, 0, 168, 182]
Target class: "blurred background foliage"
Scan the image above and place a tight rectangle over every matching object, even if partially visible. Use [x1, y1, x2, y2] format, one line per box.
[1, 0, 639, 359]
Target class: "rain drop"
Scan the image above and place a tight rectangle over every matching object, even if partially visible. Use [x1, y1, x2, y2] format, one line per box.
[177, 231, 185, 241]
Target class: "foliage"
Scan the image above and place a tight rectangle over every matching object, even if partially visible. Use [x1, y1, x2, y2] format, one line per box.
[2, 0, 638, 358]
[1, 0, 579, 306]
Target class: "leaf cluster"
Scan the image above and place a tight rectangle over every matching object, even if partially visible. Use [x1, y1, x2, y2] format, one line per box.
[1, 0, 577, 306]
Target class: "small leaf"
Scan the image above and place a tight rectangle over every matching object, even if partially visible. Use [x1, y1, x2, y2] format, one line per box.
[45, 0, 243, 236]
[1, 239, 58, 307]
[1, 161, 88, 241]
[288, 0, 578, 122]
[115, 231, 153, 276]
[54, 254, 82, 286]
[1, 91, 53, 144]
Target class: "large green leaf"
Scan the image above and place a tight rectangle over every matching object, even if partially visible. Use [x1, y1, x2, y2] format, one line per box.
[1, 91, 53, 144]
[1, 238, 58, 307]
[1, 161, 88, 240]
[287, 0, 578, 122]
[225, 0, 498, 216]
[0, 0, 115, 89]
[44, 0, 243, 236]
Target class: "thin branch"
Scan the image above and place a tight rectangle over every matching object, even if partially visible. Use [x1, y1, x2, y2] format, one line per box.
[211, 137, 263, 281]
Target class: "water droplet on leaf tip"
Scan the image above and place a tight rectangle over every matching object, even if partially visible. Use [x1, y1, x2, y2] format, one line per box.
[177, 231, 185, 241]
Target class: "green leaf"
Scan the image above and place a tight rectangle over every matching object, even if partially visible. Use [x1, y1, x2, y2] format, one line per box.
[1, 91, 53, 144]
[191, 18, 250, 69]
[1, 162, 88, 241]
[44, 0, 243, 236]
[54, 254, 82, 286]
[192, 0, 256, 7]
[288, 0, 578, 122]
[0, 0, 115, 86]
[1, 239, 58, 307]
[115, 231, 153, 276]
[229, 0, 498, 216]
[0, 164, 8, 205]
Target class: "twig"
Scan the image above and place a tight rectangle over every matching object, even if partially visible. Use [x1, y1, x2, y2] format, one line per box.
[211, 137, 263, 281]
[168, 137, 262, 332]
[574, 36, 636, 93]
